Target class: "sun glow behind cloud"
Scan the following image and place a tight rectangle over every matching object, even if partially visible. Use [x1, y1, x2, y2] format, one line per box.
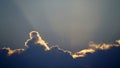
[14, 0, 102, 51]
[0, 0, 120, 68]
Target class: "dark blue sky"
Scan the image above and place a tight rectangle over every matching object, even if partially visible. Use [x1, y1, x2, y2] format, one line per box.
[0, 0, 120, 52]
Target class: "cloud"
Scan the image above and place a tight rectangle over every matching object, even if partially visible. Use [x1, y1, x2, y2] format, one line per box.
[89, 41, 120, 50]
[0, 31, 120, 68]
[1, 47, 24, 56]
[72, 48, 95, 58]
[25, 31, 50, 51]
[72, 41, 120, 58]
[116, 40, 120, 44]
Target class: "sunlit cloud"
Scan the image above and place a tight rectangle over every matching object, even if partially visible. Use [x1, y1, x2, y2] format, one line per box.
[89, 41, 120, 50]
[72, 40, 120, 58]
[1, 31, 120, 59]
[2, 47, 24, 56]
[25, 31, 50, 51]
[116, 40, 120, 44]
[72, 48, 95, 58]
[24, 31, 120, 59]
[0, 31, 120, 68]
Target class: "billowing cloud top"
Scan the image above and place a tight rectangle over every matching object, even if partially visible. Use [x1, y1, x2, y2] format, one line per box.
[25, 31, 50, 51]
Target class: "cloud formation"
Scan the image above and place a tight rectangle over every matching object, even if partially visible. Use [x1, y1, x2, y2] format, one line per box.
[1, 31, 120, 59]
[72, 41, 120, 58]
[25, 31, 50, 51]
[1, 47, 24, 56]
[0, 31, 120, 68]
[72, 48, 95, 58]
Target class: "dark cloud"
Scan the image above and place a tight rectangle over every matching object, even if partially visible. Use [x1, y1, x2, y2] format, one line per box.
[0, 31, 120, 68]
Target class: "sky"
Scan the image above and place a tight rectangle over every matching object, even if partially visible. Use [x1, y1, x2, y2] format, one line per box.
[0, 1, 120, 67]
[0, 0, 120, 52]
